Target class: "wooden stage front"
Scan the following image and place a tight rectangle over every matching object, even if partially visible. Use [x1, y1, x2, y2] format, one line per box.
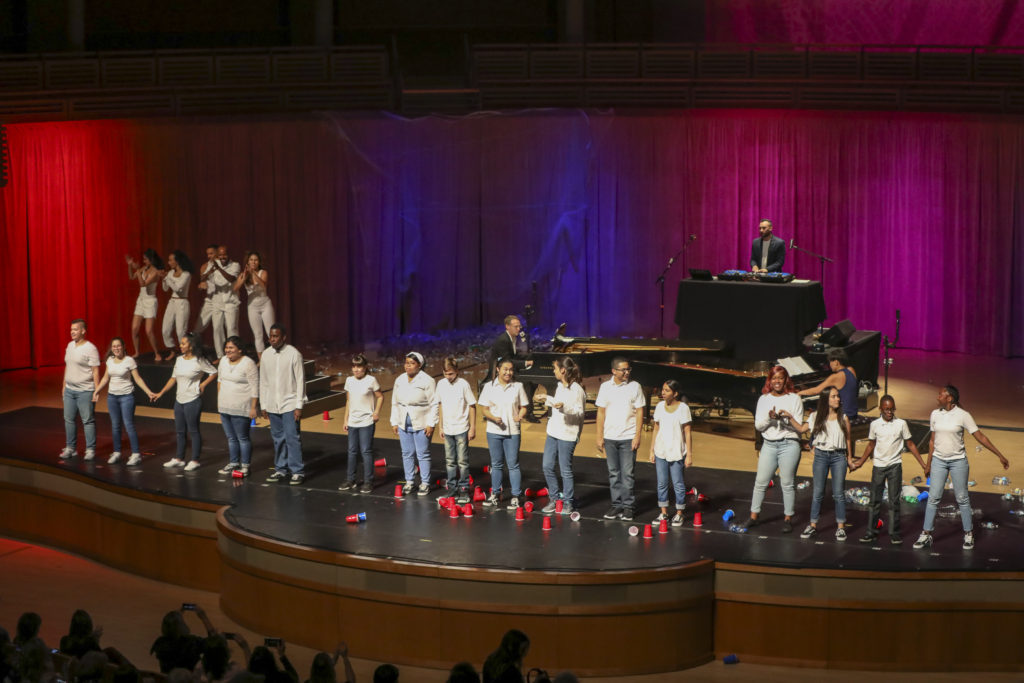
[1, 402, 1023, 674]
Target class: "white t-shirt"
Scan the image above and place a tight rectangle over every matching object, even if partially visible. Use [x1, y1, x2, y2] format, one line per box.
[479, 380, 529, 436]
[930, 405, 978, 461]
[652, 401, 692, 461]
[390, 371, 437, 431]
[173, 355, 217, 404]
[868, 416, 912, 468]
[806, 411, 847, 451]
[105, 356, 138, 396]
[545, 382, 587, 442]
[433, 376, 477, 435]
[64, 340, 101, 391]
[345, 374, 381, 428]
[754, 392, 803, 441]
[595, 379, 646, 440]
[162, 270, 191, 298]
[217, 356, 259, 417]
[211, 260, 241, 306]
[244, 270, 269, 299]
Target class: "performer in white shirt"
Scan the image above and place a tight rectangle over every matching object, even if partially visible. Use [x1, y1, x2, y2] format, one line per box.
[743, 366, 804, 533]
[233, 251, 275, 354]
[648, 379, 692, 527]
[160, 250, 193, 360]
[595, 357, 646, 521]
[540, 357, 585, 515]
[340, 354, 383, 493]
[216, 336, 259, 477]
[914, 385, 1009, 551]
[59, 319, 102, 461]
[193, 244, 218, 339]
[390, 352, 437, 496]
[126, 248, 166, 360]
[205, 245, 241, 358]
[432, 356, 477, 504]
[261, 324, 308, 485]
[92, 337, 157, 466]
[479, 359, 529, 509]
[152, 332, 217, 471]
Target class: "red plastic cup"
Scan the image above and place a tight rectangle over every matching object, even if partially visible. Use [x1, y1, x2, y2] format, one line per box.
[524, 501, 534, 513]
[462, 503, 474, 517]
[876, 519, 884, 529]
[394, 485, 403, 498]
[468, 475, 474, 485]
[374, 457, 386, 467]
[524, 488, 535, 498]
[438, 497, 451, 510]
[658, 519, 669, 534]
[555, 500, 564, 513]
[542, 516, 552, 531]
[536, 487, 549, 497]
[231, 469, 244, 479]
[642, 523, 654, 539]
[473, 488, 486, 502]
[449, 501, 460, 518]
[322, 411, 331, 421]
[768, 479, 775, 488]
[346, 512, 366, 523]
[697, 493, 708, 502]
[483, 465, 490, 473]
[694, 512, 703, 527]
[687, 487, 697, 496]
[515, 507, 525, 521]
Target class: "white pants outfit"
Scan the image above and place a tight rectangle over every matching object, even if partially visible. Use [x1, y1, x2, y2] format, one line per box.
[162, 298, 190, 347]
[247, 295, 275, 353]
[212, 303, 240, 358]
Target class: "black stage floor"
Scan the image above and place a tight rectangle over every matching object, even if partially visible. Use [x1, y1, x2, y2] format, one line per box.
[4, 407, 1023, 573]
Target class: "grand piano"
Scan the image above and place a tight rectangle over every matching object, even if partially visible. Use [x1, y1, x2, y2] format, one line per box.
[515, 278, 880, 419]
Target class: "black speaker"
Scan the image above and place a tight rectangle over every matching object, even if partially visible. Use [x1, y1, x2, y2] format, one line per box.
[820, 319, 855, 346]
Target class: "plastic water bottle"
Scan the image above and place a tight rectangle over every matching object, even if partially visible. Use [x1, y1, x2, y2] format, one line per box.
[992, 476, 1011, 485]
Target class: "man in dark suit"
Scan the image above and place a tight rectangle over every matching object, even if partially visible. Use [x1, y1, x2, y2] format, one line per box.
[488, 315, 538, 420]
[750, 218, 786, 273]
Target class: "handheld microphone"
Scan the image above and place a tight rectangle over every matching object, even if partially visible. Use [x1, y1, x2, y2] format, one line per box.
[789, 238, 794, 249]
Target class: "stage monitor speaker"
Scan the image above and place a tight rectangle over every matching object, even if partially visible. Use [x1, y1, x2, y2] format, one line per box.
[820, 319, 855, 347]
[688, 268, 713, 281]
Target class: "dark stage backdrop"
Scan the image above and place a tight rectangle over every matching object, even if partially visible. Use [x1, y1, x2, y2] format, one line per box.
[2, 109, 1024, 370]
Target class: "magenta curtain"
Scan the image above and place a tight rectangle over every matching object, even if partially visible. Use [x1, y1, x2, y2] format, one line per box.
[2, 109, 1023, 370]
[705, 0, 1024, 45]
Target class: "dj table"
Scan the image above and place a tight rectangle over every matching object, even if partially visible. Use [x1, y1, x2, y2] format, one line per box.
[675, 278, 826, 361]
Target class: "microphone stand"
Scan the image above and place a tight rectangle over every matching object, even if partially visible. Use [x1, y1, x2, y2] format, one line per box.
[788, 239, 834, 289]
[655, 235, 697, 338]
[882, 309, 901, 396]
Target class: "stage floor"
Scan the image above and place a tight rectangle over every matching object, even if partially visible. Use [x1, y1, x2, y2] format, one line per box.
[4, 406, 1023, 574]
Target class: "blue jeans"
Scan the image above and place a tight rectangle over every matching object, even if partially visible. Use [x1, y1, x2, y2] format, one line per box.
[347, 424, 376, 482]
[923, 457, 972, 533]
[220, 413, 252, 465]
[604, 439, 637, 509]
[63, 388, 96, 450]
[174, 398, 203, 462]
[107, 393, 139, 454]
[398, 415, 431, 483]
[751, 438, 801, 516]
[655, 457, 686, 509]
[486, 433, 522, 496]
[810, 448, 848, 524]
[268, 411, 304, 475]
[443, 432, 471, 491]
[542, 435, 577, 504]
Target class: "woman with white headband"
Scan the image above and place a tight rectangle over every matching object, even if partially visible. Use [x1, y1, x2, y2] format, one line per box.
[390, 351, 437, 495]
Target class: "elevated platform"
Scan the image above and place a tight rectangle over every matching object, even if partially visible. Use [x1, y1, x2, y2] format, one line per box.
[1, 407, 1022, 673]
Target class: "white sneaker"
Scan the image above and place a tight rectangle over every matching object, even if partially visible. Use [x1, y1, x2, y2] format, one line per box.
[963, 531, 975, 550]
[84, 448, 96, 461]
[126, 453, 142, 466]
[912, 532, 933, 549]
[59, 447, 76, 460]
[184, 460, 201, 472]
[107, 452, 121, 465]
[163, 458, 185, 468]
[218, 463, 239, 474]
[239, 464, 250, 476]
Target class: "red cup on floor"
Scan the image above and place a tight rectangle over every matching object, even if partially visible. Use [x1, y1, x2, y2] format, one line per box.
[659, 519, 669, 534]
[515, 507, 525, 521]
[483, 465, 490, 473]
[542, 516, 552, 531]
[768, 479, 775, 488]
[231, 469, 244, 479]
[697, 493, 708, 502]
[473, 488, 486, 502]
[438, 497, 451, 510]
[394, 485, 403, 498]
[555, 500, 564, 513]
[694, 512, 703, 527]
[346, 512, 366, 523]
[687, 486, 697, 496]
[524, 501, 534, 513]
[322, 411, 331, 421]
[642, 524, 654, 539]
[524, 488, 535, 498]
[876, 519, 884, 529]
[536, 487, 549, 497]
[449, 501, 460, 518]
[463, 503, 474, 517]
[374, 457, 386, 467]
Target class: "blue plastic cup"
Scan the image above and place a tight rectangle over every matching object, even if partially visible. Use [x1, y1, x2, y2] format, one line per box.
[917, 491, 929, 502]
[723, 509, 735, 522]
[723, 654, 739, 664]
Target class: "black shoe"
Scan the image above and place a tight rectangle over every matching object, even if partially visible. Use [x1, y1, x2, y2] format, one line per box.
[743, 516, 759, 529]
[890, 534, 903, 545]
[860, 533, 879, 544]
[603, 506, 622, 520]
[338, 480, 357, 491]
[619, 507, 634, 521]
[266, 471, 287, 483]
[781, 519, 794, 534]
[359, 482, 373, 494]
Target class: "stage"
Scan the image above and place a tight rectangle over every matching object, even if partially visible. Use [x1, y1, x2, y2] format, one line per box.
[2, 405, 1023, 673]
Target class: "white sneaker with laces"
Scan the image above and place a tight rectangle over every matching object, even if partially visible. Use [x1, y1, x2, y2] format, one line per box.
[126, 453, 142, 466]
[218, 463, 239, 474]
[184, 460, 200, 472]
[163, 458, 185, 468]
[59, 447, 75, 460]
[84, 448, 96, 461]
[963, 531, 975, 550]
[108, 452, 121, 465]
[913, 532, 932, 549]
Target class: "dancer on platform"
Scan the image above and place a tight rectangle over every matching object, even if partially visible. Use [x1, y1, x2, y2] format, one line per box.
[540, 357, 585, 515]
[648, 380, 692, 527]
[234, 251, 275, 353]
[193, 244, 218, 339]
[744, 366, 803, 532]
[60, 319, 102, 461]
[261, 324, 307, 485]
[160, 250, 193, 361]
[340, 353, 383, 493]
[391, 351, 437, 495]
[432, 356, 477, 504]
[479, 358, 529, 509]
[126, 249, 165, 359]
[914, 385, 1009, 551]
[92, 337, 157, 466]
[595, 357, 646, 521]
[216, 336, 259, 477]
[850, 395, 928, 545]
[779, 386, 851, 541]
[205, 245, 241, 358]
[152, 332, 217, 471]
